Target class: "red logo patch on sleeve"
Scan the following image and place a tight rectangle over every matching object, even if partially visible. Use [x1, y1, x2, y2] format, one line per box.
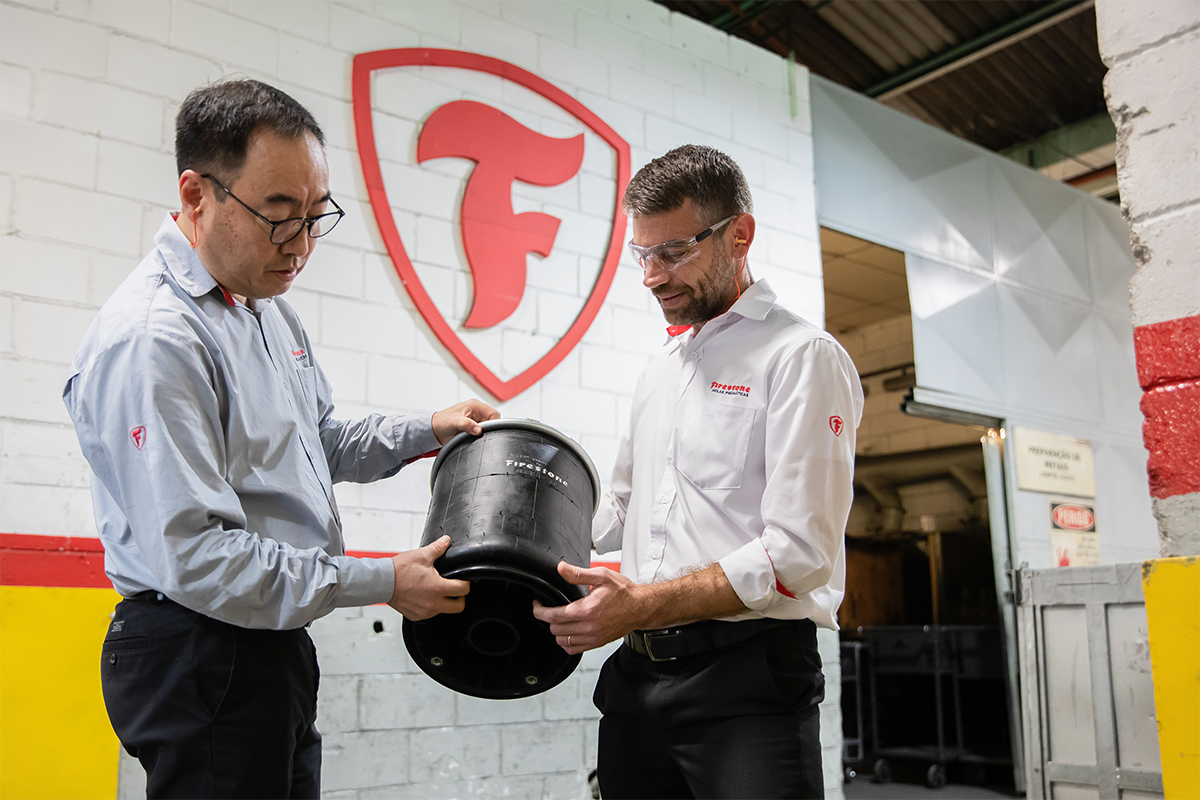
[829, 416, 844, 436]
[130, 426, 146, 450]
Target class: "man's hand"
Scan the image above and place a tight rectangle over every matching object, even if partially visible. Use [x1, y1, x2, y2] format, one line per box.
[388, 536, 470, 620]
[532, 561, 748, 654]
[431, 398, 500, 445]
[532, 562, 649, 654]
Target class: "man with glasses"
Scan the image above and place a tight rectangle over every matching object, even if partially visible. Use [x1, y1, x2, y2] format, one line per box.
[534, 145, 863, 798]
[63, 79, 497, 798]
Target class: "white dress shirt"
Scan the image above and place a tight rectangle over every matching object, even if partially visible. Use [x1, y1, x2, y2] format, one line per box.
[592, 280, 863, 629]
[63, 214, 441, 629]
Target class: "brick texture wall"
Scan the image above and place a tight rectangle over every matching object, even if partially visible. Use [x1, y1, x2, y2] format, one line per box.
[1, 1, 843, 797]
[1096, 0, 1200, 557]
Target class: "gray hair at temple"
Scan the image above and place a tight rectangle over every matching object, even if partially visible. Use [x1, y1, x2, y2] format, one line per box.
[622, 144, 754, 227]
[175, 78, 324, 183]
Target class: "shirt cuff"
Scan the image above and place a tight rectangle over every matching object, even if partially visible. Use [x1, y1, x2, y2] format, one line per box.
[590, 498, 624, 555]
[331, 555, 395, 608]
[391, 413, 443, 461]
[718, 541, 777, 611]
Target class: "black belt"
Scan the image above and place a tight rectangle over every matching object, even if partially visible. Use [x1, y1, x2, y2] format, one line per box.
[122, 591, 313, 628]
[125, 590, 171, 604]
[623, 618, 793, 662]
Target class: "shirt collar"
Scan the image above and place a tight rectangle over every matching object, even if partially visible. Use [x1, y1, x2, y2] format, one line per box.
[156, 213, 271, 309]
[157, 213, 219, 298]
[661, 279, 778, 346]
[726, 279, 776, 322]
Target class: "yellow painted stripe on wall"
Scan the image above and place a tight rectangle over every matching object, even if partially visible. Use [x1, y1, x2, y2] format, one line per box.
[1, 586, 122, 800]
[1142, 556, 1200, 800]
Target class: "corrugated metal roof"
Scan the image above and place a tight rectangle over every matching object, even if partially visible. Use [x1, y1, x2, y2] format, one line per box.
[655, 0, 1109, 153]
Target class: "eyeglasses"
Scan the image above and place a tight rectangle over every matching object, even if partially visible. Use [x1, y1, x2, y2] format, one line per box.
[201, 174, 345, 245]
[628, 215, 737, 272]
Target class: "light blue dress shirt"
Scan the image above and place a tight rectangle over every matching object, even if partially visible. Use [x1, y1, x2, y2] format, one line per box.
[64, 214, 441, 629]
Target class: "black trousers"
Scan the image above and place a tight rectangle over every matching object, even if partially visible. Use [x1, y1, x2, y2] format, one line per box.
[101, 595, 322, 799]
[594, 619, 825, 799]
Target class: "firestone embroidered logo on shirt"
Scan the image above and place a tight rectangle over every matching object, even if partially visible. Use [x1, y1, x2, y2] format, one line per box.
[829, 416, 844, 436]
[130, 426, 146, 450]
[710, 381, 751, 398]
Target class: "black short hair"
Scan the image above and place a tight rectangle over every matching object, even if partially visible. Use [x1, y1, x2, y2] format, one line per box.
[622, 144, 753, 226]
[175, 79, 325, 180]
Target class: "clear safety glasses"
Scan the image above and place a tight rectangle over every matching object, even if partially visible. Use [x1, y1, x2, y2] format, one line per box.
[628, 215, 737, 272]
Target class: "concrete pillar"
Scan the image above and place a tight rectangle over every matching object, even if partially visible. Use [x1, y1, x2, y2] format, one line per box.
[1101, 9, 1200, 795]
[1096, 0, 1200, 557]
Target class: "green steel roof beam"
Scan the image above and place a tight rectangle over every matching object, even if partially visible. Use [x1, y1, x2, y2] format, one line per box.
[1000, 113, 1116, 171]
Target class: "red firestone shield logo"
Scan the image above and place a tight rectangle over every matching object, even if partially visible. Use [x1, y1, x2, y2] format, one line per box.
[352, 49, 631, 401]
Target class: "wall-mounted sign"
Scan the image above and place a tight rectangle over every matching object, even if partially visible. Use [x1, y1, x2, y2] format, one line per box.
[1014, 426, 1096, 497]
[1049, 498, 1100, 567]
[352, 48, 631, 401]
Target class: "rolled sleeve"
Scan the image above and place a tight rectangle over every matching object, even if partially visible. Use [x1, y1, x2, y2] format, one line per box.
[755, 338, 860, 600]
[718, 540, 778, 610]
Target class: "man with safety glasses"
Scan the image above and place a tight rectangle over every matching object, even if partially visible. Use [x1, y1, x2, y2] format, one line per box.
[63, 79, 496, 798]
[535, 145, 863, 798]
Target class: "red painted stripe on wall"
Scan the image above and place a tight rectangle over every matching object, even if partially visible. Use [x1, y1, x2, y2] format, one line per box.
[1134, 314, 1200, 500]
[1133, 314, 1200, 389]
[0, 533, 111, 589]
[1141, 380, 1200, 499]
[1, 536, 620, 588]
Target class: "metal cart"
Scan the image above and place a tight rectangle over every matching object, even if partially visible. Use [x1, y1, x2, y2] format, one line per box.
[864, 624, 1012, 789]
[840, 641, 867, 782]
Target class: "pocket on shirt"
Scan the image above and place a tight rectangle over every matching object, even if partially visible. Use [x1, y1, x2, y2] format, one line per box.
[677, 403, 757, 489]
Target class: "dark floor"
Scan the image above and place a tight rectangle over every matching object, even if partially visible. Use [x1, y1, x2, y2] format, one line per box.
[843, 778, 1017, 800]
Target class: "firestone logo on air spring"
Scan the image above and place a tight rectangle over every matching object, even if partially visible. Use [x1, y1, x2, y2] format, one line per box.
[352, 49, 631, 401]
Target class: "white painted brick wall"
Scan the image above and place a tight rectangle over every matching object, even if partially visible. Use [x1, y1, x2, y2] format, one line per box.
[106, 35, 225, 100]
[57, 0, 171, 42]
[36, 72, 166, 147]
[2, 1, 841, 796]
[1097, 0, 1200, 327]
[1, 119, 98, 188]
[16, 180, 144, 255]
[0, 64, 31, 119]
[0, 4, 109, 78]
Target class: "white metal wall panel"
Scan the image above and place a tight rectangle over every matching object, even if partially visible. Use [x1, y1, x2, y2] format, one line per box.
[906, 254, 1005, 403]
[809, 80, 993, 271]
[1084, 203, 1143, 315]
[997, 283, 1103, 422]
[1091, 442, 1159, 562]
[810, 76, 1157, 567]
[1093, 313, 1145, 432]
[991, 158, 1093, 304]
